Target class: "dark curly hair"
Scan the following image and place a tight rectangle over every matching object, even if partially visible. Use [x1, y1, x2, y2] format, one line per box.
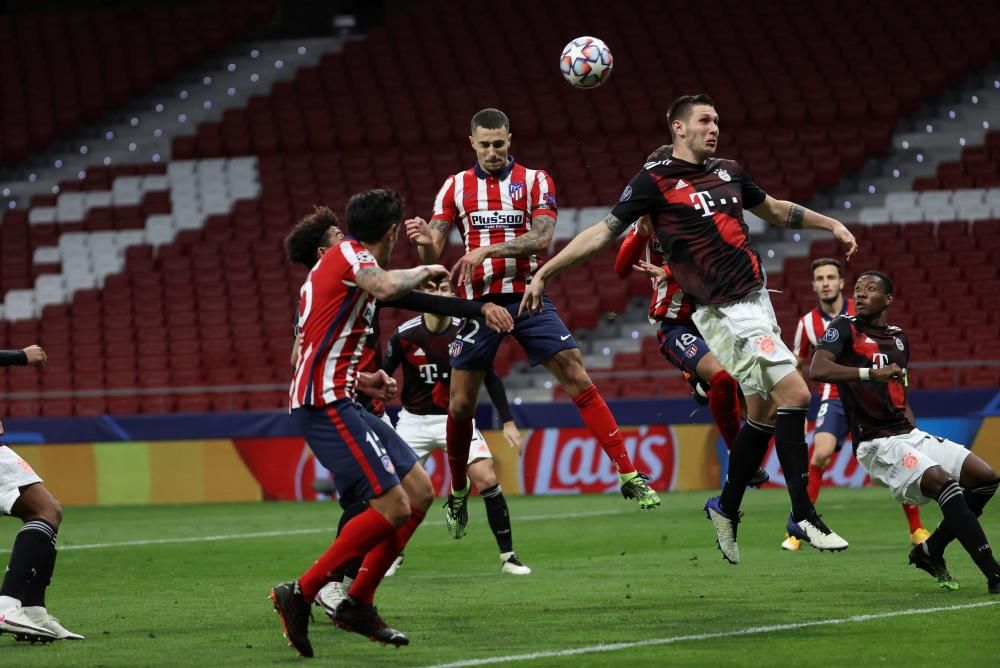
[646, 144, 673, 162]
[284, 206, 341, 269]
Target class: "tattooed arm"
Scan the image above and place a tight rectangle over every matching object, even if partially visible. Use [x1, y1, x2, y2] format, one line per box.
[354, 264, 450, 301]
[482, 215, 556, 259]
[517, 212, 619, 315]
[404, 216, 450, 263]
[750, 196, 857, 261]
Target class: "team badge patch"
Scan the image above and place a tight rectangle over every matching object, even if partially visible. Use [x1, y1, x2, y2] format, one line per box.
[894, 337, 904, 351]
[449, 340, 463, 358]
[619, 185, 632, 202]
[356, 249, 377, 263]
[509, 182, 525, 200]
[715, 169, 732, 182]
[380, 455, 396, 474]
[821, 327, 839, 343]
[684, 344, 699, 359]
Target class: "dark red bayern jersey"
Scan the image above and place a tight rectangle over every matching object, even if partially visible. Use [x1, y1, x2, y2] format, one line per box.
[382, 316, 460, 415]
[610, 156, 767, 305]
[290, 239, 379, 408]
[432, 159, 557, 299]
[814, 315, 914, 443]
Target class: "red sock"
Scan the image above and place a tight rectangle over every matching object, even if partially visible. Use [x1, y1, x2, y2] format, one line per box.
[573, 385, 635, 475]
[807, 463, 825, 504]
[299, 508, 394, 601]
[707, 370, 741, 451]
[348, 507, 426, 604]
[446, 413, 473, 493]
[902, 503, 923, 533]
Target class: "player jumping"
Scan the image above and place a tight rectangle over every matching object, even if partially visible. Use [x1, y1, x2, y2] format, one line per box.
[406, 108, 660, 540]
[520, 93, 854, 564]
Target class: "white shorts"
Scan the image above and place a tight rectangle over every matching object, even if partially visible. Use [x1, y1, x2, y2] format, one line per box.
[394, 409, 491, 464]
[0, 445, 44, 515]
[692, 286, 798, 398]
[856, 428, 971, 505]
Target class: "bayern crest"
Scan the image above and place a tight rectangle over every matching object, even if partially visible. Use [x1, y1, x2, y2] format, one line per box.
[895, 337, 904, 350]
[715, 168, 732, 182]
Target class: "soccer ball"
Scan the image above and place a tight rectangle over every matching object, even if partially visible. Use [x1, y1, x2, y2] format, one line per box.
[559, 36, 613, 89]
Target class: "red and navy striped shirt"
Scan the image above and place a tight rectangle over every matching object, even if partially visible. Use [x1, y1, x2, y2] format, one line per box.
[290, 239, 379, 408]
[432, 159, 557, 299]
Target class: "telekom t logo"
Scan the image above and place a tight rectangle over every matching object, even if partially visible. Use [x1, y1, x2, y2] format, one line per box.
[871, 353, 889, 368]
[689, 191, 716, 217]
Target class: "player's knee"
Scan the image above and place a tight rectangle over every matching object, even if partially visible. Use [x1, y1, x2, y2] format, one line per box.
[811, 452, 832, 468]
[469, 460, 497, 489]
[920, 466, 952, 500]
[385, 497, 412, 528]
[449, 393, 477, 420]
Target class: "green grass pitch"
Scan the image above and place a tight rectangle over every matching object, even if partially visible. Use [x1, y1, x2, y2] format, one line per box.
[0, 487, 996, 666]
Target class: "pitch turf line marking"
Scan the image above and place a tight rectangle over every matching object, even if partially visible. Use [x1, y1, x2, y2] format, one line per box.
[0, 509, 629, 553]
[425, 600, 1000, 667]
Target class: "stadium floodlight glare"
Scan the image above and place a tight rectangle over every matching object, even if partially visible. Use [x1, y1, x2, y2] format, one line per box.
[203, 101, 213, 109]
[103, 157, 112, 165]
[203, 76, 212, 85]
[631, 330, 639, 339]
[901, 140, 910, 149]
[152, 154, 161, 162]
[105, 131, 114, 140]
[54, 159, 63, 168]
[868, 185, 876, 194]
[960, 137, 966, 146]
[78, 171, 86, 180]
[925, 124, 933, 133]
[544, 381, 553, 389]
[179, 90, 189, 99]
[154, 129, 163, 137]
[155, 103, 164, 112]
[28, 173, 37, 182]
[514, 397, 522, 405]
[892, 169, 900, 177]
[972, 95, 979, 103]
[602, 347, 610, 356]
[178, 114, 188, 122]
[1, 188, 8, 197]
[274, 59, 284, 69]
[80, 145, 88, 154]
[128, 142, 137, 151]
[767, 249, 775, 258]
[250, 73, 260, 82]
[8, 201, 15, 209]
[228, 63, 236, 72]
[131, 117, 140, 126]
[51, 185, 60, 194]
[297, 46, 307, 55]
[948, 110, 956, 119]
[250, 49, 260, 58]
[984, 121, 990, 129]
[916, 153, 924, 162]
[793, 233, 801, 242]
[844, 200, 852, 209]
[227, 87, 236, 96]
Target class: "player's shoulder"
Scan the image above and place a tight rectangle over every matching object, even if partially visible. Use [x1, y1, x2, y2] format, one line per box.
[396, 316, 423, 335]
[885, 323, 906, 336]
[820, 314, 856, 341]
[707, 157, 746, 179]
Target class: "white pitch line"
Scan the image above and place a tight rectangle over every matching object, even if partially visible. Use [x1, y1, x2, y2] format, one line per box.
[0, 508, 629, 553]
[424, 600, 1000, 668]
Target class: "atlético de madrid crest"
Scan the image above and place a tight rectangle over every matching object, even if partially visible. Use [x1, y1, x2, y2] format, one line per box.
[715, 168, 732, 182]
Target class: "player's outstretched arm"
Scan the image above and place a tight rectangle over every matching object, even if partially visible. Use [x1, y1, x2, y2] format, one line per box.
[355, 264, 450, 301]
[811, 349, 904, 384]
[405, 217, 449, 264]
[518, 213, 619, 315]
[750, 196, 857, 261]
[0, 345, 46, 367]
[380, 291, 514, 332]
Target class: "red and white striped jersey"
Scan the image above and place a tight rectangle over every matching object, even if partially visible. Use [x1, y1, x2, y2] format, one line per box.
[432, 159, 557, 299]
[793, 297, 856, 400]
[615, 223, 695, 325]
[290, 239, 379, 409]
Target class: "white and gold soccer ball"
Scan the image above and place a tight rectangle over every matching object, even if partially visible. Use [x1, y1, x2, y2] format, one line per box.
[559, 36, 613, 89]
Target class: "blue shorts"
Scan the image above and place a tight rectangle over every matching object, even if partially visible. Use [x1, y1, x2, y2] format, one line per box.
[657, 322, 711, 376]
[292, 399, 419, 506]
[450, 294, 577, 370]
[814, 398, 850, 448]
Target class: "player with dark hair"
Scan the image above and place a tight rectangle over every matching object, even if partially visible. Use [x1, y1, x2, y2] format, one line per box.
[811, 271, 1000, 593]
[280, 201, 517, 624]
[271, 189, 454, 656]
[521, 93, 856, 564]
[616, 145, 766, 487]
[383, 277, 530, 575]
[406, 107, 660, 540]
[0, 345, 83, 642]
[782, 259, 926, 551]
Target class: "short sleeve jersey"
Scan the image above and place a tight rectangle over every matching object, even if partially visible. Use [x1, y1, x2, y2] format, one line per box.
[290, 239, 379, 408]
[383, 316, 461, 415]
[610, 156, 767, 305]
[815, 315, 914, 444]
[432, 159, 557, 299]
